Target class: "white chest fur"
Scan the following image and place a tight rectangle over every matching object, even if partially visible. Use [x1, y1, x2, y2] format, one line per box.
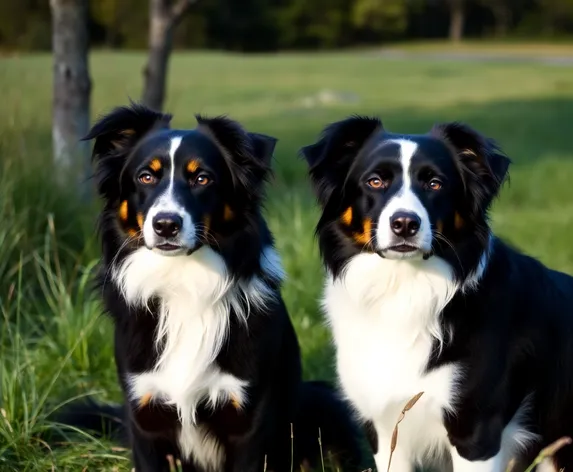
[323, 253, 461, 467]
[112, 245, 282, 464]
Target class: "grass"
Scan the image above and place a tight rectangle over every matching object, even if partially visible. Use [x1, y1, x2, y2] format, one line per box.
[383, 39, 573, 57]
[1, 50, 573, 470]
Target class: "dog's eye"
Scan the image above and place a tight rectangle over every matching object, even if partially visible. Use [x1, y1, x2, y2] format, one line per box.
[366, 174, 390, 190]
[428, 178, 443, 191]
[138, 171, 157, 185]
[192, 173, 211, 186]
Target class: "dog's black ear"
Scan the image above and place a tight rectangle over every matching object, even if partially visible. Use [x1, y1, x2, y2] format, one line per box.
[431, 122, 511, 215]
[299, 116, 382, 205]
[248, 132, 278, 167]
[196, 115, 276, 195]
[83, 103, 171, 199]
[84, 102, 172, 161]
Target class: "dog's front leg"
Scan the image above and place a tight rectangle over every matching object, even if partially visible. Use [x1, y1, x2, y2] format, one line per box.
[450, 446, 501, 472]
[223, 436, 266, 472]
[446, 413, 505, 472]
[129, 421, 193, 472]
[372, 422, 413, 472]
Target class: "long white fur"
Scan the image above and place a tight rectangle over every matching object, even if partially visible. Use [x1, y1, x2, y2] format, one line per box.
[323, 141, 537, 472]
[113, 231, 282, 466]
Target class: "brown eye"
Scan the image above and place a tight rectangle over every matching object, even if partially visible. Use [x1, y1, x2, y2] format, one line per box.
[194, 173, 211, 186]
[366, 174, 389, 190]
[138, 171, 157, 185]
[428, 178, 443, 191]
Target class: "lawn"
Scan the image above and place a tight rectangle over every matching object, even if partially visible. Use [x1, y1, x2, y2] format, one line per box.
[1, 50, 573, 471]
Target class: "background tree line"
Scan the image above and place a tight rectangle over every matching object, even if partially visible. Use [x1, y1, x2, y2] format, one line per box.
[2, 0, 573, 53]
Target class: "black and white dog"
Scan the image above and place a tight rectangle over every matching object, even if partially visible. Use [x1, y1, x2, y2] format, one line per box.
[301, 116, 573, 472]
[74, 103, 361, 472]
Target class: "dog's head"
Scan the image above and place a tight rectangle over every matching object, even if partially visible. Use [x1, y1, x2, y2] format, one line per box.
[85, 103, 277, 258]
[300, 116, 510, 278]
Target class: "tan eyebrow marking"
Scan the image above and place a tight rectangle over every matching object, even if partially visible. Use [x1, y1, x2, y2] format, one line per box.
[149, 159, 162, 172]
[187, 159, 200, 173]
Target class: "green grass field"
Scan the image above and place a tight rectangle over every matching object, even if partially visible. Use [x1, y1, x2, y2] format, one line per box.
[1, 50, 573, 470]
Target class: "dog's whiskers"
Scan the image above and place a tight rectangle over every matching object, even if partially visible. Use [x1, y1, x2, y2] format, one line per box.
[433, 231, 464, 273]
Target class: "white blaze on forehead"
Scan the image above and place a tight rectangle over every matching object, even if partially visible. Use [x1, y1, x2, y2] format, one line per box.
[142, 135, 196, 249]
[395, 139, 418, 184]
[168, 136, 183, 191]
[375, 139, 433, 254]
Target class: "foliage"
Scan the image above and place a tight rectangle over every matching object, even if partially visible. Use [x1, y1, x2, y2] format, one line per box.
[352, 0, 410, 39]
[1, 0, 573, 51]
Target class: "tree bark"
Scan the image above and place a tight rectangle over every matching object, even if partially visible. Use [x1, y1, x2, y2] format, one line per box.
[50, 0, 91, 176]
[142, 0, 197, 111]
[492, 3, 511, 37]
[448, 0, 465, 43]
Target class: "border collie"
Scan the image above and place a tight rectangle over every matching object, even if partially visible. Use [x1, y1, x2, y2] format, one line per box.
[300, 116, 573, 472]
[71, 103, 361, 472]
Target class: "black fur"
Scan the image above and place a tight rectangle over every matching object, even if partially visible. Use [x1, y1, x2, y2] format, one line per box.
[60, 104, 362, 472]
[301, 116, 573, 470]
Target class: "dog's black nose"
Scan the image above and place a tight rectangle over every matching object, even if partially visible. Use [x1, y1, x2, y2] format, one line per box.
[390, 211, 421, 237]
[152, 213, 182, 238]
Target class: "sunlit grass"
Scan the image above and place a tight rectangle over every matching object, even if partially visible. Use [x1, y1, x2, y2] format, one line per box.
[0, 50, 572, 470]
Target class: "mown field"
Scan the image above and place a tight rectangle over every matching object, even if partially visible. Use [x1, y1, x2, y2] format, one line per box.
[1, 50, 573, 471]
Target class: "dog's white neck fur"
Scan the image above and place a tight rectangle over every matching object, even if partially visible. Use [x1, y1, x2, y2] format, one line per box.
[325, 251, 536, 471]
[112, 244, 283, 466]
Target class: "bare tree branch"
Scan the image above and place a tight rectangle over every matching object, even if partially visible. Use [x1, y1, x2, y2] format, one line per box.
[142, 0, 200, 111]
[170, 0, 199, 24]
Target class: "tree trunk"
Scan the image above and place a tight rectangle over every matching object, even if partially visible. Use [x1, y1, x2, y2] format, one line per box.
[448, 0, 465, 43]
[492, 4, 511, 37]
[142, 0, 197, 111]
[50, 0, 91, 176]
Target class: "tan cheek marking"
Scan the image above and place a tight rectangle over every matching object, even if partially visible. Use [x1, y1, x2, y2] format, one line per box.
[139, 392, 152, 408]
[203, 215, 211, 233]
[341, 207, 353, 226]
[149, 159, 162, 172]
[224, 205, 234, 221]
[136, 213, 144, 229]
[119, 200, 129, 221]
[127, 229, 138, 237]
[353, 218, 372, 245]
[120, 129, 135, 137]
[455, 212, 464, 230]
[187, 159, 200, 173]
[436, 220, 443, 234]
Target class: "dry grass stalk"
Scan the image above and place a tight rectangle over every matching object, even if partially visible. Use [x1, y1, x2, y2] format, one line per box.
[386, 392, 424, 472]
[523, 436, 572, 472]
